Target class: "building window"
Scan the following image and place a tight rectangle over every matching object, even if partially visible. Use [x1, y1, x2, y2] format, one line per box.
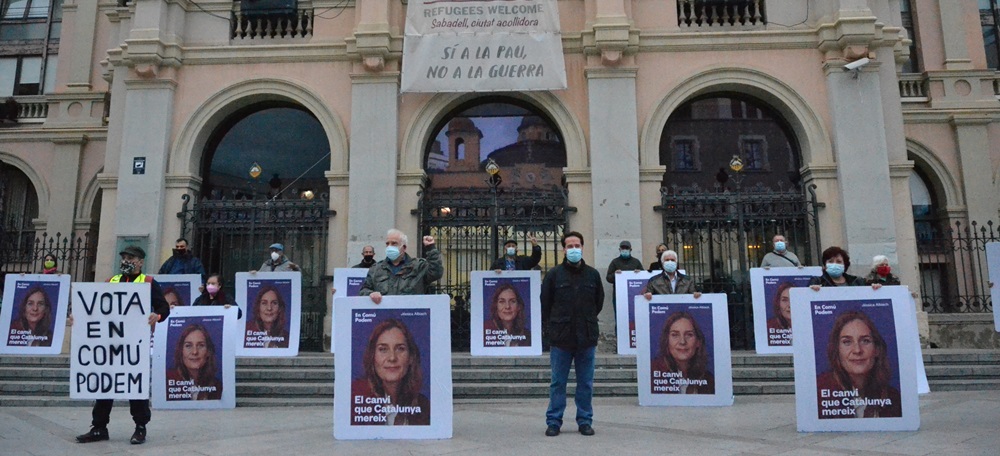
[671, 137, 699, 172]
[900, 0, 920, 73]
[982, 0, 1000, 69]
[0, 55, 56, 96]
[739, 136, 768, 171]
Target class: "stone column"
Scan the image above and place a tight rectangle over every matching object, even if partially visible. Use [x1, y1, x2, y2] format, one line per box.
[46, 136, 88, 239]
[347, 74, 399, 262]
[60, 0, 100, 91]
[936, 0, 974, 70]
[951, 115, 997, 224]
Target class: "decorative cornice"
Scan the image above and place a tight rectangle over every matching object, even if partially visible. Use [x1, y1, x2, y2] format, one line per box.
[326, 171, 350, 187]
[563, 168, 591, 183]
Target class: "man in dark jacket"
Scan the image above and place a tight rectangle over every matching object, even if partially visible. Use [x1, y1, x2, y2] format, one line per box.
[157, 238, 206, 281]
[76, 245, 170, 445]
[352, 245, 377, 268]
[490, 236, 542, 271]
[605, 240, 643, 317]
[540, 231, 603, 437]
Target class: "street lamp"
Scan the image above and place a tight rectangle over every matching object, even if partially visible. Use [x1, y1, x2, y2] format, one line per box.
[485, 158, 502, 261]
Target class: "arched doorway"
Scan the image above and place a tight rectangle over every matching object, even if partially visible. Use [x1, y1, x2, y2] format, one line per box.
[0, 160, 38, 273]
[419, 98, 571, 351]
[655, 94, 820, 349]
[178, 102, 332, 351]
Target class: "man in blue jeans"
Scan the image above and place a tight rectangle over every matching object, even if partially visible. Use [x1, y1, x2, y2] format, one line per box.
[540, 231, 604, 437]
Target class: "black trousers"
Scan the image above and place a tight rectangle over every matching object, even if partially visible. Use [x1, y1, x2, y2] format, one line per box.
[91, 399, 150, 428]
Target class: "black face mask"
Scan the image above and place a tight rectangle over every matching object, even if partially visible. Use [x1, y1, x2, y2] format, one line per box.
[120, 261, 137, 275]
[173, 248, 187, 257]
[363, 255, 374, 262]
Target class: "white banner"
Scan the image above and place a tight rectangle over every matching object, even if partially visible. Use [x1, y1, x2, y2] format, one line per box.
[152, 274, 202, 307]
[614, 271, 657, 355]
[152, 306, 238, 409]
[235, 272, 301, 357]
[401, 0, 567, 93]
[790, 286, 920, 432]
[333, 295, 453, 440]
[70, 282, 152, 400]
[469, 270, 542, 356]
[331, 268, 372, 354]
[635, 293, 734, 407]
[748, 267, 822, 355]
[0, 274, 70, 355]
[987, 242, 1000, 332]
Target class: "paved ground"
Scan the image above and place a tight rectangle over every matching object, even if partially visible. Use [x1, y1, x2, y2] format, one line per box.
[1, 391, 997, 455]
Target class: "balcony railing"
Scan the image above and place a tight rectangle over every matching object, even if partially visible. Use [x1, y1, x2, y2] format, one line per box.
[230, 7, 314, 40]
[677, 0, 766, 28]
[0, 96, 49, 124]
[898, 74, 929, 102]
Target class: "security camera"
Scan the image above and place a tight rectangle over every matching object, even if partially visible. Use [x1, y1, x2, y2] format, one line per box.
[843, 57, 871, 71]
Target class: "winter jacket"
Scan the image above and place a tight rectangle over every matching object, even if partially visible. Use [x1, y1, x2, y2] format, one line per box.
[359, 247, 444, 296]
[541, 259, 604, 350]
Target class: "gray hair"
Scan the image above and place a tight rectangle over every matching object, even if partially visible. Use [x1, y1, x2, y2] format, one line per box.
[387, 229, 408, 247]
[871, 255, 890, 271]
[660, 250, 679, 263]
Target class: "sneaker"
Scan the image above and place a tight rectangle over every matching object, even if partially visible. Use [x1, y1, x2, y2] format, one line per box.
[75, 427, 109, 443]
[578, 424, 595, 436]
[130, 425, 147, 445]
[545, 425, 560, 437]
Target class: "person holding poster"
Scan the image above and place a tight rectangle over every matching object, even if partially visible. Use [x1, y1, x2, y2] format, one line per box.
[41, 253, 59, 274]
[352, 245, 377, 269]
[157, 238, 206, 280]
[766, 282, 794, 333]
[166, 323, 223, 400]
[760, 234, 801, 267]
[193, 274, 242, 318]
[541, 231, 603, 437]
[360, 229, 442, 304]
[8, 285, 54, 347]
[816, 310, 902, 419]
[643, 250, 701, 297]
[650, 311, 715, 394]
[809, 247, 865, 288]
[76, 245, 169, 445]
[606, 240, 643, 317]
[351, 318, 430, 425]
[260, 243, 300, 272]
[862, 255, 901, 287]
[484, 282, 530, 347]
[489, 236, 541, 271]
[647, 243, 667, 272]
[246, 285, 290, 348]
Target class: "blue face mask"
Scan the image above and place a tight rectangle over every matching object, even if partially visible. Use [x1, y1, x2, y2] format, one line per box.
[774, 241, 786, 252]
[662, 260, 678, 273]
[566, 248, 582, 263]
[826, 263, 845, 278]
[506, 247, 516, 257]
[386, 246, 401, 262]
[620, 250, 631, 259]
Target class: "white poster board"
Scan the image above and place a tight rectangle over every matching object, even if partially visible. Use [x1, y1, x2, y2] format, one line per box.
[908, 294, 930, 395]
[0, 274, 70, 355]
[235, 271, 301, 357]
[635, 293, 733, 407]
[790, 286, 920, 432]
[614, 271, 657, 355]
[334, 295, 453, 440]
[153, 274, 202, 307]
[987, 242, 1000, 332]
[331, 268, 371, 354]
[749, 267, 822, 355]
[400, 0, 567, 92]
[69, 282, 152, 400]
[152, 306, 238, 409]
[469, 270, 542, 356]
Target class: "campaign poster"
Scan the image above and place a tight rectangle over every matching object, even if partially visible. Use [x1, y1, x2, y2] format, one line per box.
[235, 271, 301, 357]
[635, 293, 733, 407]
[469, 270, 542, 356]
[333, 295, 453, 440]
[791, 286, 919, 432]
[615, 271, 657, 355]
[153, 274, 201, 307]
[69, 282, 152, 400]
[749, 267, 822, 355]
[908, 294, 930, 395]
[152, 306, 238, 409]
[0, 274, 70, 355]
[987, 242, 1000, 331]
[331, 268, 372, 354]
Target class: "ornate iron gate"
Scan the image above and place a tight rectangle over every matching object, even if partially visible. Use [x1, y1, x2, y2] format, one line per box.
[178, 195, 332, 351]
[656, 182, 821, 350]
[417, 186, 572, 351]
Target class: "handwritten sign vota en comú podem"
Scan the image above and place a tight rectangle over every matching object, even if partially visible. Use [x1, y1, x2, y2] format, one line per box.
[70, 282, 152, 400]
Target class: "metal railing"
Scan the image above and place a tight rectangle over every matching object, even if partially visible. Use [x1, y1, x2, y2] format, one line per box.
[0, 232, 97, 283]
[917, 220, 996, 313]
[231, 7, 314, 40]
[899, 74, 929, 102]
[677, 0, 766, 28]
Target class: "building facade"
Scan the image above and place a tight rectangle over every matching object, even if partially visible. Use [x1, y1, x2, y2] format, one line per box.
[0, 0, 997, 349]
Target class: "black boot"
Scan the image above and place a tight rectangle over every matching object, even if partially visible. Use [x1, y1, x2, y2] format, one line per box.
[130, 425, 147, 444]
[76, 427, 109, 443]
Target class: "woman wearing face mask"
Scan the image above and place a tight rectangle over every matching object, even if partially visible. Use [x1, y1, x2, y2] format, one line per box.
[193, 274, 242, 319]
[809, 247, 865, 289]
[40, 253, 59, 274]
[642, 250, 702, 298]
[863, 255, 901, 288]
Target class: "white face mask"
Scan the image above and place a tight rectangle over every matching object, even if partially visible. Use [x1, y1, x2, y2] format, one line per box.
[270, 251, 281, 261]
